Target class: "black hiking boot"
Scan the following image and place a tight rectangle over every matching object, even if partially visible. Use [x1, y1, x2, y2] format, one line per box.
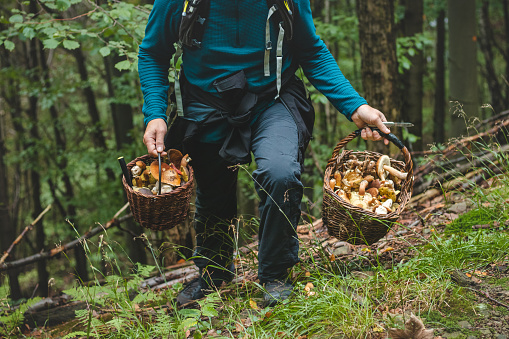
[263, 280, 294, 307]
[176, 278, 208, 306]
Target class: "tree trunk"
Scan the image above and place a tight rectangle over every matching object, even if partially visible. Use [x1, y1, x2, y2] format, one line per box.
[479, 1, 505, 115]
[504, 0, 509, 107]
[401, 0, 424, 151]
[433, 9, 446, 144]
[448, 0, 479, 137]
[356, 0, 400, 152]
[38, 42, 89, 283]
[0, 111, 22, 300]
[26, 11, 49, 296]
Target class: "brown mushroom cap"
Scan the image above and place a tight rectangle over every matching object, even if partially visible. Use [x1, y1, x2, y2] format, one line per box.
[150, 161, 181, 186]
[135, 161, 146, 170]
[180, 154, 191, 168]
[376, 155, 391, 181]
[168, 149, 183, 168]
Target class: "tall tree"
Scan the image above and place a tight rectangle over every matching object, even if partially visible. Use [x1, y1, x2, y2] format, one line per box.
[0, 107, 22, 300]
[356, 0, 400, 152]
[448, 0, 478, 137]
[401, 0, 424, 151]
[433, 8, 446, 144]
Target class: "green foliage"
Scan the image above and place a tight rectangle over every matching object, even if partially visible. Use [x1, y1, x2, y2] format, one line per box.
[396, 33, 433, 73]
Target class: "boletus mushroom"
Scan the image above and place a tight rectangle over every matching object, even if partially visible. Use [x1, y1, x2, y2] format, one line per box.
[150, 161, 181, 186]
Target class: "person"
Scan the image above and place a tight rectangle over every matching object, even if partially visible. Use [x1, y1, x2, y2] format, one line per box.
[138, 0, 391, 307]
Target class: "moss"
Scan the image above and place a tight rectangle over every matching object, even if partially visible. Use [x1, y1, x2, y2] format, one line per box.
[445, 208, 498, 234]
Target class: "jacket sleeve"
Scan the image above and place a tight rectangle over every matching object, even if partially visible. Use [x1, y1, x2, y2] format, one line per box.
[292, 0, 367, 121]
[138, 0, 181, 126]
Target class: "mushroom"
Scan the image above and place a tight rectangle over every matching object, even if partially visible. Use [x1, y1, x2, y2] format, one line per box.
[150, 161, 181, 186]
[131, 165, 142, 177]
[180, 154, 191, 168]
[382, 199, 393, 212]
[336, 189, 350, 204]
[375, 205, 388, 215]
[366, 187, 379, 198]
[342, 170, 363, 188]
[329, 178, 337, 191]
[350, 192, 368, 209]
[134, 187, 153, 196]
[358, 180, 369, 195]
[334, 170, 342, 184]
[168, 149, 183, 168]
[151, 182, 174, 194]
[181, 165, 189, 182]
[376, 155, 408, 181]
[135, 161, 146, 171]
[366, 160, 376, 176]
[368, 179, 382, 189]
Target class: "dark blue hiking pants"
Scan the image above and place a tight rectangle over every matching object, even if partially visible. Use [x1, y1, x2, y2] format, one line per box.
[186, 101, 303, 284]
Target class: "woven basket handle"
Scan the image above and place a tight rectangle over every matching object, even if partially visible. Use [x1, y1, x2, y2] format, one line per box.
[327, 127, 413, 174]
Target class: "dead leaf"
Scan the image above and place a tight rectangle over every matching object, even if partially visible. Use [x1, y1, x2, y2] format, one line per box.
[305, 271, 311, 277]
[380, 246, 394, 253]
[329, 253, 335, 261]
[387, 314, 434, 339]
[249, 298, 258, 310]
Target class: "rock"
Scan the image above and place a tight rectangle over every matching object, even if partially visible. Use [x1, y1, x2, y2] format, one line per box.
[423, 228, 431, 234]
[332, 241, 349, 248]
[458, 320, 471, 329]
[396, 230, 408, 236]
[443, 332, 464, 338]
[495, 335, 507, 339]
[448, 202, 468, 213]
[466, 336, 477, 339]
[479, 329, 491, 335]
[333, 245, 352, 256]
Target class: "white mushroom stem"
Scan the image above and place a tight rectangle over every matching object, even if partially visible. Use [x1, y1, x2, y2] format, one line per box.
[382, 165, 408, 180]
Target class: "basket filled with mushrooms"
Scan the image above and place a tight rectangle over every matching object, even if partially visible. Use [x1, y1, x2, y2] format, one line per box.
[121, 149, 194, 231]
[322, 128, 414, 245]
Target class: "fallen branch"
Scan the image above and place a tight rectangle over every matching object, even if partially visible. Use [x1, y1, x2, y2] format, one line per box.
[413, 118, 509, 182]
[413, 144, 509, 195]
[0, 203, 131, 272]
[0, 204, 52, 265]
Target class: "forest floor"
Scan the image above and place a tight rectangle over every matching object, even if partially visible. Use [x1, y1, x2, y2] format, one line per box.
[18, 185, 509, 339]
[4, 119, 509, 338]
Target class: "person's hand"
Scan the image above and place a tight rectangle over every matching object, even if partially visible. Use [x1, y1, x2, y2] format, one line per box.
[143, 118, 168, 157]
[351, 104, 390, 145]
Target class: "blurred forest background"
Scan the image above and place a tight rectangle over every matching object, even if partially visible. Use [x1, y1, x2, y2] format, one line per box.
[0, 0, 507, 301]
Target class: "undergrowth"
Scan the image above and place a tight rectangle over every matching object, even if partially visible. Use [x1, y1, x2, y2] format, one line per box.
[3, 124, 509, 338]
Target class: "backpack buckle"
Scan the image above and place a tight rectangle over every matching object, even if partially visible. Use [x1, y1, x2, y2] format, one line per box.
[265, 41, 272, 50]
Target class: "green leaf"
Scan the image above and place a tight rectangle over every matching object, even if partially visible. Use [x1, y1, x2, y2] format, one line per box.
[4, 40, 15, 51]
[201, 305, 218, 318]
[114, 59, 131, 71]
[43, 39, 60, 49]
[63, 40, 80, 50]
[408, 48, 415, 56]
[99, 46, 111, 57]
[56, 0, 71, 10]
[22, 27, 36, 39]
[9, 14, 23, 23]
[180, 317, 197, 330]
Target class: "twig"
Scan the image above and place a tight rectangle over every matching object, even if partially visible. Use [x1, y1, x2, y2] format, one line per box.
[468, 287, 509, 309]
[0, 203, 130, 272]
[0, 204, 52, 265]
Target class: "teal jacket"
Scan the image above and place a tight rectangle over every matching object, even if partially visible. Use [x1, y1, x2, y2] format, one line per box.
[138, 0, 367, 126]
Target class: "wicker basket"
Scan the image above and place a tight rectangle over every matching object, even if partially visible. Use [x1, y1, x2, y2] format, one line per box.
[122, 154, 194, 231]
[322, 129, 414, 245]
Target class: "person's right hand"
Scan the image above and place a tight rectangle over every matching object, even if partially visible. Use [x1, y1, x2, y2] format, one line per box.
[143, 118, 168, 157]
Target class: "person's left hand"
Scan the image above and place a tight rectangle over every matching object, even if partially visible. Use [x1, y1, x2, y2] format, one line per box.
[351, 104, 390, 145]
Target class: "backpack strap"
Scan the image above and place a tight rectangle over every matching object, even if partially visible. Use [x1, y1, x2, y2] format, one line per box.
[179, 0, 210, 48]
